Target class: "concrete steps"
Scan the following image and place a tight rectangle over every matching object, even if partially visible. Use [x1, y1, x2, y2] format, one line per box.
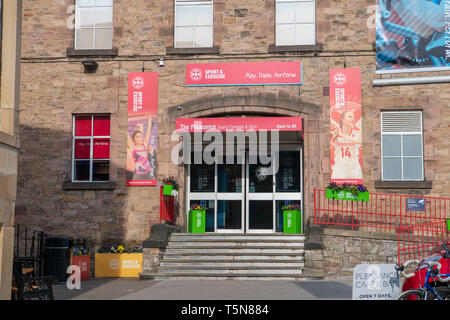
[140, 233, 305, 281]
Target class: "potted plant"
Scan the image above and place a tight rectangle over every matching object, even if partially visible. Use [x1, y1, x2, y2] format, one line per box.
[95, 244, 143, 278]
[71, 246, 90, 281]
[281, 204, 302, 234]
[326, 183, 369, 202]
[188, 203, 207, 234]
[162, 176, 179, 196]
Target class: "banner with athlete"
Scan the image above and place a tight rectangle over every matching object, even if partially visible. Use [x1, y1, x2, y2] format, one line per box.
[127, 72, 158, 186]
[329, 68, 363, 185]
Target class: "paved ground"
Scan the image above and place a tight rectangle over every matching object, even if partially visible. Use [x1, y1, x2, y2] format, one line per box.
[52, 277, 353, 300]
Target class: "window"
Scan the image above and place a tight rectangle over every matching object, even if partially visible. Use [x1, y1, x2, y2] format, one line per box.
[276, 0, 315, 46]
[381, 111, 424, 181]
[75, 0, 113, 50]
[73, 115, 111, 182]
[175, 0, 213, 48]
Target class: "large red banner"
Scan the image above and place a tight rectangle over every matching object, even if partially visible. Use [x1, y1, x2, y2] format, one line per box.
[329, 68, 363, 185]
[127, 72, 158, 186]
[186, 61, 302, 86]
[176, 117, 302, 132]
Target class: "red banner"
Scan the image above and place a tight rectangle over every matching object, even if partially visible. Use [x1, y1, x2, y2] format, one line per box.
[127, 72, 158, 186]
[186, 61, 302, 86]
[329, 69, 363, 185]
[176, 117, 302, 132]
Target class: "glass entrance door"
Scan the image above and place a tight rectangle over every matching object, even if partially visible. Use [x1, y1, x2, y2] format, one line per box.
[187, 147, 303, 233]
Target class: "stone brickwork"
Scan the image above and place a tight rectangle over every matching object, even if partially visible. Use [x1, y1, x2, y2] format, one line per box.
[15, 0, 450, 254]
[304, 227, 398, 279]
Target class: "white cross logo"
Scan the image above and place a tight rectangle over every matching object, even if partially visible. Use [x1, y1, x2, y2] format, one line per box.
[190, 69, 202, 81]
[334, 73, 346, 86]
[132, 76, 144, 89]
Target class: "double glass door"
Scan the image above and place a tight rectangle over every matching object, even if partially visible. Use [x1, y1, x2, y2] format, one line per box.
[187, 148, 302, 233]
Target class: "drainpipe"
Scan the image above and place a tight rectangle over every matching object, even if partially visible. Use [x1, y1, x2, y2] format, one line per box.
[372, 75, 450, 87]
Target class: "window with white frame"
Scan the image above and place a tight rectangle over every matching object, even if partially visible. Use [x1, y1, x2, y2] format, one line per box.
[276, 0, 316, 46]
[73, 115, 111, 182]
[175, 0, 213, 48]
[75, 0, 113, 50]
[381, 111, 424, 181]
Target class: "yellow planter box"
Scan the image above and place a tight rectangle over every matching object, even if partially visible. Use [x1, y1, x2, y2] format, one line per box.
[94, 253, 143, 278]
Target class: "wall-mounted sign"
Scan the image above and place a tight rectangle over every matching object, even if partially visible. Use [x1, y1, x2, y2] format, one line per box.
[330, 68, 363, 185]
[176, 117, 303, 132]
[406, 198, 425, 212]
[376, 0, 450, 74]
[127, 72, 158, 186]
[186, 61, 302, 86]
[353, 264, 401, 300]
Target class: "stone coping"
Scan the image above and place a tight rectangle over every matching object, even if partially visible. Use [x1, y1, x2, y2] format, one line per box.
[0, 131, 19, 149]
[323, 227, 398, 241]
[375, 180, 432, 189]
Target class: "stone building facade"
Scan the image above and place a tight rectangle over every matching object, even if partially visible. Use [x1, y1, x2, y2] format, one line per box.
[15, 0, 450, 254]
[0, 0, 22, 300]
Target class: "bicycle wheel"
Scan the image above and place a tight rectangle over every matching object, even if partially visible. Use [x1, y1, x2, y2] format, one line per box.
[396, 289, 426, 300]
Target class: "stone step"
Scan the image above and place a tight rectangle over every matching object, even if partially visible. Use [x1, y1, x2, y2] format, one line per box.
[159, 264, 304, 270]
[160, 262, 305, 268]
[162, 255, 304, 261]
[164, 248, 305, 255]
[170, 234, 305, 242]
[156, 269, 303, 275]
[167, 241, 304, 248]
[140, 272, 303, 281]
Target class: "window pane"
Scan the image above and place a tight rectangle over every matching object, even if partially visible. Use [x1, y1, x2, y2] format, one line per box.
[276, 2, 295, 24]
[75, 139, 91, 159]
[93, 116, 110, 136]
[190, 163, 215, 192]
[75, 160, 90, 181]
[176, 5, 195, 26]
[75, 116, 92, 136]
[93, 160, 109, 181]
[382, 158, 402, 180]
[217, 200, 242, 230]
[76, 28, 94, 49]
[95, 0, 113, 6]
[249, 200, 273, 230]
[78, 8, 95, 28]
[93, 139, 110, 159]
[403, 158, 423, 180]
[190, 200, 215, 232]
[403, 135, 422, 157]
[295, 1, 315, 24]
[276, 200, 301, 232]
[175, 26, 194, 47]
[78, 0, 95, 7]
[276, 24, 295, 46]
[95, 28, 113, 49]
[95, 7, 113, 28]
[382, 135, 401, 157]
[194, 26, 213, 47]
[295, 23, 315, 45]
[276, 151, 301, 192]
[195, 5, 213, 26]
[218, 161, 242, 193]
[249, 161, 273, 193]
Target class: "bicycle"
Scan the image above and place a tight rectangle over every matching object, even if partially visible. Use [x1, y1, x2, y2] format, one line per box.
[395, 259, 450, 300]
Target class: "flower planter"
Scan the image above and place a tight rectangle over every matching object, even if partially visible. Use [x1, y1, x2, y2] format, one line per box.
[446, 219, 450, 232]
[188, 209, 206, 234]
[283, 210, 302, 234]
[162, 184, 174, 196]
[72, 255, 90, 281]
[94, 253, 143, 278]
[326, 189, 369, 202]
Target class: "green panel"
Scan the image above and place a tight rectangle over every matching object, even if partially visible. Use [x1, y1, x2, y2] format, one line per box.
[283, 210, 301, 234]
[163, 184, 174, 196]
[189, 210, 206, 234]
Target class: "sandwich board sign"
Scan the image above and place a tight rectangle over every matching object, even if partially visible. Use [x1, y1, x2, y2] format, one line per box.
[352, 264, 400, 300]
